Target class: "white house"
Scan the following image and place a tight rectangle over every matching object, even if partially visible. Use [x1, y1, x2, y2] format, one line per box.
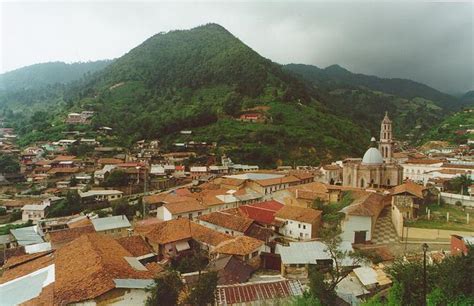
[156, 200, 207, 221]
[79, 189, 123, 203]
[400, 159, 443, 184]
[340, 193, 387, 244]
[21, 203, 50, 223]
[274, 206, 322, 240]
[197, 211, 254, 236]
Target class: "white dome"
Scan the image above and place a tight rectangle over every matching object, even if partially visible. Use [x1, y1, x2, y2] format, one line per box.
[362, 147, 383, 165]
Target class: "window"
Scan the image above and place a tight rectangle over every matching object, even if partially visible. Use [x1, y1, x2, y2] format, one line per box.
[300, 232, 303, 237]
[298, 224, 301, 229]
[252, 251, 258, 257]
[303, 225, 306, 230]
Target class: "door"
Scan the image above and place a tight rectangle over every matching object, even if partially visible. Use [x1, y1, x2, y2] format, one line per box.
[354, 231, 367, 244]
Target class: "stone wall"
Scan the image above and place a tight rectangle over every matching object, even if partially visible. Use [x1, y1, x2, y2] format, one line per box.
[441, 192, 474, 207]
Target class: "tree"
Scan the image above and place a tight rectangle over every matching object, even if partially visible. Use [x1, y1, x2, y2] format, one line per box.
[146, 270, 183, 306]
[0, 153, 20, 174]
[172, 249, 209, 273]
[187, 271, 218, 306]
[69, 175, 78, 187]
[448, 174, 472, 195]
[112, 199, 135, 219]
[103, 169, 129, 187]
[307, 226, 365, 305]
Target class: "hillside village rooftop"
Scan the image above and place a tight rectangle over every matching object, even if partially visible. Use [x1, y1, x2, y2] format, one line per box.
[224, 173, 284, 180]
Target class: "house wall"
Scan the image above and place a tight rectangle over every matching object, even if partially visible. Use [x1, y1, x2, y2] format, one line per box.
[440, 192, 474, 207]
[22, 209, 46, 222]
[276, 218, 313, 240]
[391, 204, 404, 237]
[73, 288, 149, 306]
[340, 215, 372, 243]
[197, 220, 244, 236]
[400, 227, 474, 241]
[401, 163, 443, 184]
[99, 227, 129, 238]
[172, 210, 203, 221]
[157, 206, 172, 221]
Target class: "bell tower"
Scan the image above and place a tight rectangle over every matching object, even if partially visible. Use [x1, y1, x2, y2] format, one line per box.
[379, 112, 393, 162]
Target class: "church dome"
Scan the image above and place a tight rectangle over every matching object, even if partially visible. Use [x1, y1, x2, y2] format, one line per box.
[362, 147, 383, 165]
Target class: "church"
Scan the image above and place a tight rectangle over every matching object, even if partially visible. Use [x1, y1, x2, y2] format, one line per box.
[342, 113, 403, 188]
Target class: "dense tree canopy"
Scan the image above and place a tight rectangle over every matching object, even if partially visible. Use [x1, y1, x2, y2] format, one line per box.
[0, 153, 20, 174]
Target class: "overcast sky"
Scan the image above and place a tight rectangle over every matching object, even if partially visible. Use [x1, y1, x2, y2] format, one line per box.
[1, 1, 472, 94]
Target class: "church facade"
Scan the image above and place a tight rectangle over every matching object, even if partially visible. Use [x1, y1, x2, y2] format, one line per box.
[342, 113, 403, 188]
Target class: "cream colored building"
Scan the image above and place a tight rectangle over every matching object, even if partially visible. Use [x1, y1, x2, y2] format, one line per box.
[343, 113, 403, 188]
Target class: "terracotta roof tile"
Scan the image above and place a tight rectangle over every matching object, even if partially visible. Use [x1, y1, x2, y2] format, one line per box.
[199, 212, 254, 233]
[47, 226, 95, 247]
[164, 200, 206, 214]
[47, 167, 80, 174]
[213, 236, 264, 256]
[54, 233, 154, 304]
[141, 219, 232, 247]
[275, 206, 322, 223]
[342, 193, 387, 217]
[97, 158, 124, 165]
[391, 181, 426, 199]
[255, 175, 300, 187]
[0, 252, 54, 284]
[141, 218, 193, 245]
[405, 159, 443, 165]
[116, 235, 154, 257]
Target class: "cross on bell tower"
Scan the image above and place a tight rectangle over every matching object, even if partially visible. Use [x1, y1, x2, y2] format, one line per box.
[379, 111, 393, 162]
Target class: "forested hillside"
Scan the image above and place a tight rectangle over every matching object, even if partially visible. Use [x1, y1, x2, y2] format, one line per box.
[284, 63, 461, 109]
[284, 63, 464, 141]
[0, 60, 111, 92]
[0, 60, 111, 112]
[2, 24, 464, 166]
[4, 24, 369, 166]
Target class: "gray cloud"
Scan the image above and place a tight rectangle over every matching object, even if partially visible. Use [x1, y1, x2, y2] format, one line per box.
[1, 1, 472, 94]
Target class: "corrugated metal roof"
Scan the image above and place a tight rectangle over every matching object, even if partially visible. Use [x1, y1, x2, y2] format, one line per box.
[114, 279, 154, 289]
[0, 234, 12, 244]
[277, 241, 354, 266]
[353, 266, 378, 286]
[91, 215, 131, 232]
[10, 226, 44, 246]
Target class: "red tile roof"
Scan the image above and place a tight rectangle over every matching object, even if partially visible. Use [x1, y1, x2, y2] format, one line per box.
[215, 280, 303, 304]
[238, 202, 283, 226]
[54, 233, 155, 304]
[199, 212, 254, 233]
[116, 235, 154, 257]
[275, 206, 322, 223]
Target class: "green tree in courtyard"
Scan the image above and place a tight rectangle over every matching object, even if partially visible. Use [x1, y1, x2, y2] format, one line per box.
[186, 271, 218, 306]
[146, 270, 183, 306]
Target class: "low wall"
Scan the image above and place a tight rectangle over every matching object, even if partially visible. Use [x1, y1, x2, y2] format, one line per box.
[441, 192, 474, 207]
[401, 226, 474, 242]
